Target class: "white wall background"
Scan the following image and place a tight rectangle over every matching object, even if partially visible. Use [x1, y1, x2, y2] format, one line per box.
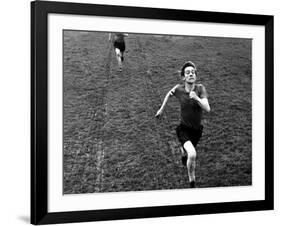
[0, 0, 279, 225]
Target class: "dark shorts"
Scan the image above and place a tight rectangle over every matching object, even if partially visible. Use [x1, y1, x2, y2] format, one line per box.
[113, 41, 125, 52]
[175, 124, 203, 147]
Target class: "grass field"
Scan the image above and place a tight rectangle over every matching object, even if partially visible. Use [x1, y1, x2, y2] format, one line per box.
[63, 30, 252, 194]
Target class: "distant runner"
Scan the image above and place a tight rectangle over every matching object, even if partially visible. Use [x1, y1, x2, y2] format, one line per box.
[109, 32, 128, 71]
[155, 61, 210, 188]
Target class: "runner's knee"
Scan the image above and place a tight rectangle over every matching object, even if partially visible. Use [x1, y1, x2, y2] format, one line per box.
[115, 48, 121, 56]
[183, 141, 196, 160]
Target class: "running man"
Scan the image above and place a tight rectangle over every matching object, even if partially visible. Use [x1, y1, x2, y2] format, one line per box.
[108, 32, 128, 71]
[155, 61, 210, 188]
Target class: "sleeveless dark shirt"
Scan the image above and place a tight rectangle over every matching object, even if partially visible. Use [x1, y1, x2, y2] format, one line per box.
[173, 84, 207, 130]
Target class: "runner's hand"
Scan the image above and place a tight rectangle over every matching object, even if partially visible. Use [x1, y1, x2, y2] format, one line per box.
[155, 109, 163, 119]
[189, 91, 199, 100]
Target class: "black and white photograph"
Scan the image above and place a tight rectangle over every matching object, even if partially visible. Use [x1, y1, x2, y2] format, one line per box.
[29, 1, 274, 224]
[63, 30, 252, 194]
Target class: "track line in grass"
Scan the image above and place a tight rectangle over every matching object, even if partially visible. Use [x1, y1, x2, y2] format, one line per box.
[91, 43, 113, 192]
[75, 40, 113, 193]
[93, 139, 105, 192]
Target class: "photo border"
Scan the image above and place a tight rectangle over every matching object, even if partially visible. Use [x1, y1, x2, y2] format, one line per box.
[31, 1, 274, 224]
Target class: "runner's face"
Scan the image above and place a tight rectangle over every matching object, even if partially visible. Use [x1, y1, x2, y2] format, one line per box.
[183, 66, 197, 83]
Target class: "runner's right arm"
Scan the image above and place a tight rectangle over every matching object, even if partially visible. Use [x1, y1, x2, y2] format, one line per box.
[155, 84, 179, 118]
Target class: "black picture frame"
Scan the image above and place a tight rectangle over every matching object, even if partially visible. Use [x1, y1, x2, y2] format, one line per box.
[31, 0, 274, 224]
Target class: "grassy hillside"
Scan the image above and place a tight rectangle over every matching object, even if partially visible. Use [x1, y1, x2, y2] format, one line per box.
[63, 31, 252, 194]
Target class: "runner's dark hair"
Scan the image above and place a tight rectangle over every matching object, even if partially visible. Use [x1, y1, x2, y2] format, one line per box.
[181, 61, 197, 77]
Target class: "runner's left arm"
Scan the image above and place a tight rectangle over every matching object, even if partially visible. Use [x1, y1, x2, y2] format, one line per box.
[189, 85, 210, 112]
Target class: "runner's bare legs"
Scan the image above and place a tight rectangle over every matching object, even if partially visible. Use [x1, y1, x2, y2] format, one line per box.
[115, 48, 123, 71]
[183, 141, 197, 187]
